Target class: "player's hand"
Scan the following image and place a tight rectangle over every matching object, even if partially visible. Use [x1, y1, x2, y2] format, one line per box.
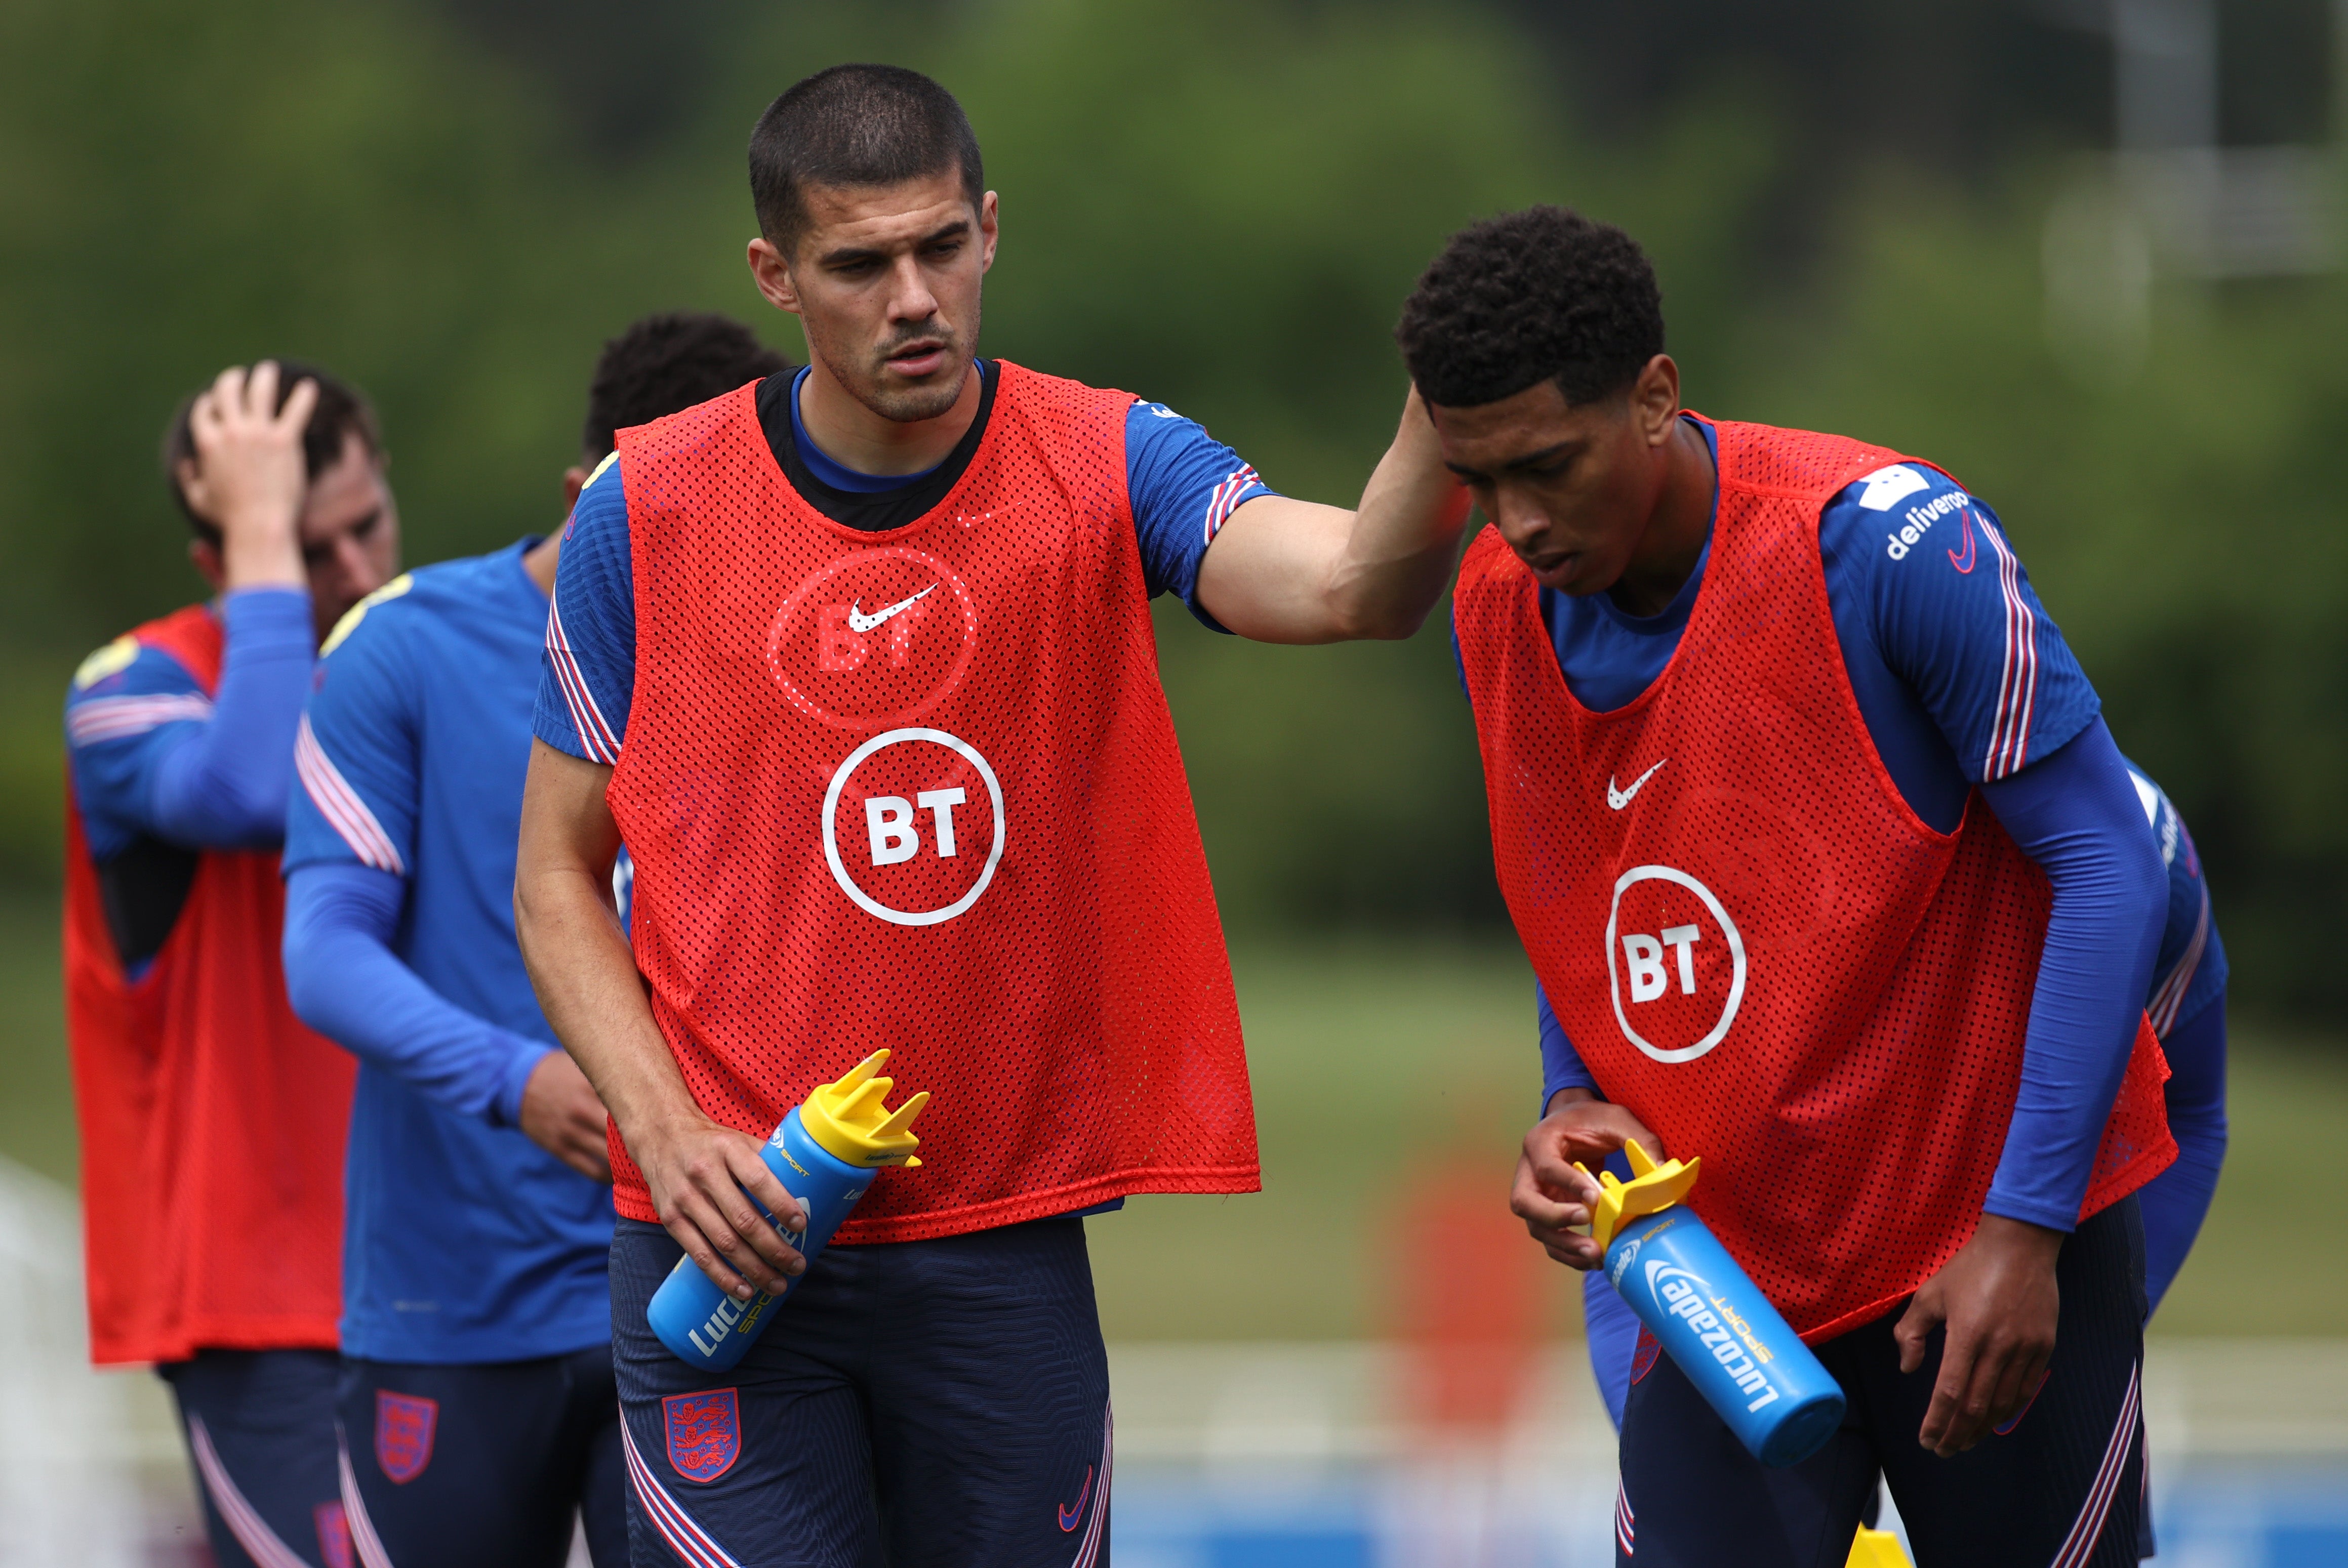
[518, 1049, 614, 1183]
[176, 361, 315, 590]
[1895, 1213, 2063, 1457]
[632, 1111, 811, 1302]
[1510, 1091, 1665, 1270]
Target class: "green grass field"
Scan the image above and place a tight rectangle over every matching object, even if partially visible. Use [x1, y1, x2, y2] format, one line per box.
[3, 891, 2341, 1339]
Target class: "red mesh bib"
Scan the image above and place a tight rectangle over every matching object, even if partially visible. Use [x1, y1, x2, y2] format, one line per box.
[610, 363, 1258, 1241]
[63, 604, 352, 1365]
[1454, 420, 2173, 1342]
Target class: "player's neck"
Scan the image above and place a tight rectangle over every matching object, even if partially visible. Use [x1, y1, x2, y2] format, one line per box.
[522, 533, 560, 596]
[797, 359, 982, 478]
[1607, 418, 1716, 618]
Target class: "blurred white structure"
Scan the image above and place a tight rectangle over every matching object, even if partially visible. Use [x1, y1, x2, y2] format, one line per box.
[0, 1157, 175, 1566]
[1108, 1339, 2348, 1567]
[2041, 0, 2343, 374]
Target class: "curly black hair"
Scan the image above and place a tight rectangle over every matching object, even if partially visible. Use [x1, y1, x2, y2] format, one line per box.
[582, 312, 792, 459]
[1394, 206, 1663, 410]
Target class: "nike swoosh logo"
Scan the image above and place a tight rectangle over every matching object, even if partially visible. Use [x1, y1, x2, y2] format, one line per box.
[1057, 1464, 1096, 1531]
[1946, 513, 1977, 574]
[845, 585, 937, 634]
[1607, 759, 1667, 810]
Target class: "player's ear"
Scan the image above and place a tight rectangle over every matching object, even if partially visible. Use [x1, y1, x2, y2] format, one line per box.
[188, 536, 226, 593]
[978, 190, 1000, 274]
[748, 236, 802, 317]
[1634, 354, 1681, 446]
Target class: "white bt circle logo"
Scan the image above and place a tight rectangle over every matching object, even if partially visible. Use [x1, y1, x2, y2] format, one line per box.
[822, 728, 1005, 926]
[1604, 864, 1747, 1063]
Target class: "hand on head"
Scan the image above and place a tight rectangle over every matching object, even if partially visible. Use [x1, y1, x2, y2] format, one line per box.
[176, 361, 316, 590]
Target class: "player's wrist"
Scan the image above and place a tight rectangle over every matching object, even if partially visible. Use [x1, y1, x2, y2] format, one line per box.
[1972, 1211, 2066, 1264]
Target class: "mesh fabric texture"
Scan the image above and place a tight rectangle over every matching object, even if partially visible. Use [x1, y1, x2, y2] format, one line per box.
[610, 364, 1258, 1241]
[1453, 419, 2173, 1342]
[63, 604, 352, 1364]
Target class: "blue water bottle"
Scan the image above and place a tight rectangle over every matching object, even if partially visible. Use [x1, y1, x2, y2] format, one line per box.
[1584, 1140, 1846, 1467]
[647, 1050, 929, 1371]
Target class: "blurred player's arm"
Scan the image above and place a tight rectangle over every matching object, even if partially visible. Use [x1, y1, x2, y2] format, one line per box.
[1192, 387, 1471, 643]
[282, 863, 610, 1180]
[69, 364, 322, 854]
[514, 740, 807, 1303]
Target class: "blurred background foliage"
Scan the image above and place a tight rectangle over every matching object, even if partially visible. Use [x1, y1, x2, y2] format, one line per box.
[2, 0, 2344, 1022]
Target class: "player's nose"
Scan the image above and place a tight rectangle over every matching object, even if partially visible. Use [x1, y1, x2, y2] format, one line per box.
[885, 255, 942, 323]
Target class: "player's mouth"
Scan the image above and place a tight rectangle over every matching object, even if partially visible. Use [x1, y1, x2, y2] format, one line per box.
[883, 340, 950, 378]
[1527, 550, 1581, 585]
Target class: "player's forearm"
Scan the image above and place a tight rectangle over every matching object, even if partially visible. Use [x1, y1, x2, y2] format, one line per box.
[1978, 718, 2168, 1229]
[1194, 391, 1470, 643]
[514, 742, 699, 1142]
[284, 862, 551, 1124]
[1321, 393, 1476, 638]
[147, 589, 314, 847]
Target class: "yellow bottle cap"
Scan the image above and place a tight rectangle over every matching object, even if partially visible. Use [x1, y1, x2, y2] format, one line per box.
[1847, 1526, 1915, 1568]
[1575, 1138, 1702, 1251]
[799, 1050, 930, 1169]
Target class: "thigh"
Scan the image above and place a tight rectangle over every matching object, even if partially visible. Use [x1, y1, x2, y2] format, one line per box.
[1582, 1270, 1643, 1431]
[1861, 1199, 2148, 1568]
[562, 1346, 631, 1568]
[852, 1218, 1113, 1568]
[1616, 1331, 1876, 1568]
[161, 1347, 347, 1568]
[338, 1355, 584, 1568]
[610, 1218, 882, 1568]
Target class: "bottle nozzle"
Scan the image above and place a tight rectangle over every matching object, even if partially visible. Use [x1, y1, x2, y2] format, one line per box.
[1575, 1137, 1702, 1251]
[800, 1050, 931, 1169]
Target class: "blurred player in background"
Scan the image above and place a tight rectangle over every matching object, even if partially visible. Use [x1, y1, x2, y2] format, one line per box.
[280, 313, 790, 1567]
[516, 65, 1468, 1567]
[63, 360, 396, 1568]
[1418, 208, 2177, 1565]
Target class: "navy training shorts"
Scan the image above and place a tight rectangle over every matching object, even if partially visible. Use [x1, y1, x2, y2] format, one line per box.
[161, 1347, 348, 1568]
[1615, 1195, 2148, 1567]
[337, 1344, 626, 1567]
[611, 1214, 1113, 1568]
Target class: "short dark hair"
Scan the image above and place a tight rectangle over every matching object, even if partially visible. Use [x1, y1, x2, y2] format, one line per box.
[1395, 206, 1665, 410]
[161, 360, 379, 545]
[582, 312, 792, 460]
[748, 64, 985, 255]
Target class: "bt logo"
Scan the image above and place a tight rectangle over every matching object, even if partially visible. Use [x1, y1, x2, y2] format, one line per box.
[1604, 865, 1747, 1063]
[823, 728, 1004, 926]
[1620, 924, 1704, 1004]
[864, 788, 967, 865]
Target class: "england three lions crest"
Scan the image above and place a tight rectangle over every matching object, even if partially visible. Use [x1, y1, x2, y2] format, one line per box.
[663, 1388, 742, 1484]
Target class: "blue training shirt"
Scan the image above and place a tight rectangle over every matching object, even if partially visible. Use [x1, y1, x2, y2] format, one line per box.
[535, 381, 1273, 762]
[283, 542, 613, 1363]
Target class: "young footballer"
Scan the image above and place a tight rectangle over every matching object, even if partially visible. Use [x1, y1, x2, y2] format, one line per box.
[515, 65, 1468, 1567]
[1416, 207, 2177, 1565]
[280, 313, 790, 1567]
[64, 360, 395, 1568]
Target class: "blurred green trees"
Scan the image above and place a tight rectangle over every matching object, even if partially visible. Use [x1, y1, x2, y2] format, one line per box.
[3, 0, 2341, 1016]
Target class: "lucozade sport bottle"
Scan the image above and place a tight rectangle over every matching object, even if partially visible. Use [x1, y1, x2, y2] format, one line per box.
[647, 1050, 928, 1371]
[1585, 1140, 1846, 1467]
